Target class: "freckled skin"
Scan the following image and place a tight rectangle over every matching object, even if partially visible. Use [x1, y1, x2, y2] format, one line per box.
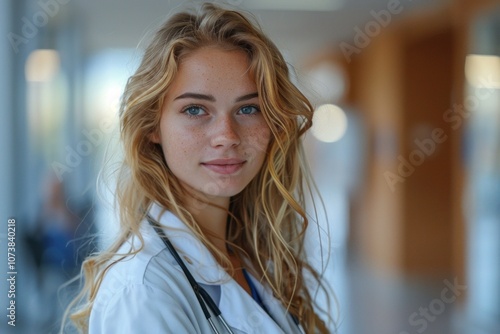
[153, 47, 271, 201]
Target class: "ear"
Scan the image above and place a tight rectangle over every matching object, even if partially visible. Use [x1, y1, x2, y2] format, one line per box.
[149, 130, 161, 144]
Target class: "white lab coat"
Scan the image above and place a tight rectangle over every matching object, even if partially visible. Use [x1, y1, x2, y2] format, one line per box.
[89, 203, 304, 333]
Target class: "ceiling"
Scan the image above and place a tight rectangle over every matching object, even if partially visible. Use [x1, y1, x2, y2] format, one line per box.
[75, 0, 447, 66]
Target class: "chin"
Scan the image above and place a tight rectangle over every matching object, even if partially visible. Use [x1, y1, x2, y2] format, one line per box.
[198, 181, 249, 199]
[205, 187, 245, 199]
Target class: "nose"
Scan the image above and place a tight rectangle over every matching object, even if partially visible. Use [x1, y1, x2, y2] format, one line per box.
[209, 115, 241, 148]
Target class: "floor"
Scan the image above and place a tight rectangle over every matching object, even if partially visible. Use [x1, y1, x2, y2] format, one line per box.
[329, 253, 498, 334]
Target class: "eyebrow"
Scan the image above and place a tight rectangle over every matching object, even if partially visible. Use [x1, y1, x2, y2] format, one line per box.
[174, 92, 258, 103]
[235, 92, 258, 102]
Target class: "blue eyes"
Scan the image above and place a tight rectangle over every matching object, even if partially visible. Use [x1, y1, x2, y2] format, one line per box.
[182, 105, 260, 118]
[239, 105, 259, 115]
[184, 106, 205, 117]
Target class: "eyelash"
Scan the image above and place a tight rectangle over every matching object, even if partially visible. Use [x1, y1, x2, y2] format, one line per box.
[239, 104, 261, 115]
[181, 104, 261, 119]
[181, 104, 205, 119]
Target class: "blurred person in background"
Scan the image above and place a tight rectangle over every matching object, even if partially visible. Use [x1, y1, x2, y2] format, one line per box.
[24, 171, 88, 330]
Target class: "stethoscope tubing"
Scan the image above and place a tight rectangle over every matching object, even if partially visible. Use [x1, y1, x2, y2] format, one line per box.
[147, 215, 235, 334]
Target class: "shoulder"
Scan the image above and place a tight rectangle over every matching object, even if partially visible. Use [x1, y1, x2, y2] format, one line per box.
[89, 281, 202, 333]
[93, 238, 173, 296]
[89, 221, 202, 333]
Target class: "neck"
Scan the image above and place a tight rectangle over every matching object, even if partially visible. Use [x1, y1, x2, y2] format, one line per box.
[182, 192, 249, 295]
[184, 194, 230, 256]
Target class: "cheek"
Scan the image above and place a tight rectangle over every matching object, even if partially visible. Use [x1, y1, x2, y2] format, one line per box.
[160, 124, 198, 165]
[244, 125, 271, 158]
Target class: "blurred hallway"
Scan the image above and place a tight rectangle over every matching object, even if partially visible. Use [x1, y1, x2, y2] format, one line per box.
[1, 0, 500, 333]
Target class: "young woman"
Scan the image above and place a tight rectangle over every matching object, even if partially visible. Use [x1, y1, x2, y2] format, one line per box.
[67, 3, 332, 333]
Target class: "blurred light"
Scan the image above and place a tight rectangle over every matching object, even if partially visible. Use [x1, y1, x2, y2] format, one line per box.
[465, 54, 500, 89]
[25, 49, 61, 82]
[84, 49, 138, 124]
[244, 0, 344, 11]
[307, 62, 347, 103]
[312, 104, 348, 143]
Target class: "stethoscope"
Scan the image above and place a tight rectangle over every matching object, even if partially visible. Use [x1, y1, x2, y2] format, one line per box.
[147, 215, 235, 334]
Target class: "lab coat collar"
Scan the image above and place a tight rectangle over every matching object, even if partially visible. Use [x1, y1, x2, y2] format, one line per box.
[219, 270, 304, 333]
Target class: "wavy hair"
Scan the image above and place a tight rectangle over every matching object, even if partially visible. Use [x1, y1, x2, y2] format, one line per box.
[65, 3, 333, 333]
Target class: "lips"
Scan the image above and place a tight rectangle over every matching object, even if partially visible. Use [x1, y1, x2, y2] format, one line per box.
[201, 159, 246, 175]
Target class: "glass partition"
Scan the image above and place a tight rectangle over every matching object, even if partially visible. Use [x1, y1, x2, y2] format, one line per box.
[465, 5, 500, 333]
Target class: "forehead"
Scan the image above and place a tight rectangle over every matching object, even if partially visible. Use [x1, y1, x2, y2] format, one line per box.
[169, 47, 256, 92]
[179, 46, 250, 69]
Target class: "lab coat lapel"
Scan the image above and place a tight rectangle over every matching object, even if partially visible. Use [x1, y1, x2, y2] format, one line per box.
[241, 271, 304, 334]
[218, 278, 296, 333]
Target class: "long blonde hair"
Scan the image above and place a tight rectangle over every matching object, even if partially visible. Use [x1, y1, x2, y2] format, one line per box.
[66, 3, 332, 333]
